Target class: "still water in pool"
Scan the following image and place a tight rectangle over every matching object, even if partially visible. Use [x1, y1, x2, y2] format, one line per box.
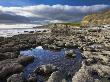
[20, 46, 82, 80]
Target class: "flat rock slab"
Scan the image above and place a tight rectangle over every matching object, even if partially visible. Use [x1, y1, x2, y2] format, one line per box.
[0, 56, 34, 80]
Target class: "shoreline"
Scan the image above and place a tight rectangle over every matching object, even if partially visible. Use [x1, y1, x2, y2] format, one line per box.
[0, 26, 110, 82]
[0, 28, 50, 37]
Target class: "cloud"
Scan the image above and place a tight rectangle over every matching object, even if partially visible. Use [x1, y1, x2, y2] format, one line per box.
[0, 13, 31, 24]
[0, 4, 109, 24]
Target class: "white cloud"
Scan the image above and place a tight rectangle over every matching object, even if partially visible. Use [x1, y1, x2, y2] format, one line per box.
[0, 4, 109, 24]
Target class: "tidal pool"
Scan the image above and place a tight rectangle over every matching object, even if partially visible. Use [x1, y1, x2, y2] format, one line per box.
[20, 46, 82, 81]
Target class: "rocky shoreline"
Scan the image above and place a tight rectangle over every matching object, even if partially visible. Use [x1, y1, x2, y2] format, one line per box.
[0, 25, 110, 82]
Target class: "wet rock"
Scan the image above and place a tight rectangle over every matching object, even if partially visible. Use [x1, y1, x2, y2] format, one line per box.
[64, 41, 79, 48]
[27, 73, 37, 82]
[82, 51, 110, 65]
[34, 64, 57, 75]
[48, 45, 61, 50]
[85, 58, 97, 66]
[94, 79, 101, 82]
[17, 56, 34, 66]
[89, 64, 110, 78]
[0, 37, 4, 42]
[18, 44, 32, 50]
[0, 52, 18, 61]
[4, 52, 18, 59]
[2, 42, 15, 47]
[83, 46, 97, 52]
[29, 31, 34, 33]
[73, 61, 110, 82]
[0, 59, 23, 79]
[42, 44, 49, 49]
[65, 42, 73, 48]
[0, 55, 34, 80]
[0, 47, 13, 53]
[7, 73, 24, 82]
[65, 50, 76, 58]
[24, 31, 28, 33]
[28, 38, 36, 44]
[47, 71, 67, 82]
[0, 53, 7, 61]
[56, 41, 65, 47]
[72, 65, 94, 82]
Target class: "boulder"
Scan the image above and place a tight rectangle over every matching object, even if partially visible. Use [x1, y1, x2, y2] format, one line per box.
[0, 56, 34, 79]
[64, 42, 79, 48]
[85, 58, 97, 66]
[27, 73, 37, 82]
[48, 45, 61, 50]
[65, 42, 73, 48]
[89, 64, 110, 78]
[72, 61, 110, 82]
[55, 41, 65, 47]
[4, 52, 18, 59]
[0, 53, 8, 61]
[0, 37, 4, 42]
[0, 47, 13, 53]
[72, 65, 94, 82]
[65, 50, 76, 58]
[7, 73, 24, 82]
[47, 71, 67, 82]
[0, 52, 18, 61]
[34, 64, 57, 75]
[17, 56, 34, 66]
[0, 59, 23, 79]
[82, 51, 110, 64]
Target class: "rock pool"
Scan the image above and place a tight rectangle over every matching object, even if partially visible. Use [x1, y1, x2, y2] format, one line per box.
[20, 46, 82, 81]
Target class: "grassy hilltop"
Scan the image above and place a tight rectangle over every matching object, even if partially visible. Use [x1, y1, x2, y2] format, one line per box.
[58, 22, 81, 27]
[81, 9, 110, 26]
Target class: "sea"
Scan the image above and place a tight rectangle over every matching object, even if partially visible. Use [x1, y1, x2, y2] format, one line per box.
[0, 24, 46, 37]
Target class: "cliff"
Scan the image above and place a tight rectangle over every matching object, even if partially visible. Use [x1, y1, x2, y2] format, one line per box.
[81, 9, 110, 26]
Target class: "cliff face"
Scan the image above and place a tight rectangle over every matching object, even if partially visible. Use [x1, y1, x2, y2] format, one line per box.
[81, 9, 110, 26]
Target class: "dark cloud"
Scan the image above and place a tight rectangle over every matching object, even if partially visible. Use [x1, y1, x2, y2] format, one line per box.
[0, 13, 31, 24]
[0, 4, 109, 24]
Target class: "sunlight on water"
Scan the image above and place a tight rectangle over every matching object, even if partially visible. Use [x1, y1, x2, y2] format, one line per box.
[35, 46, 43, 49]
[0, 24, 47, 37]
[0, 24, 41, 29]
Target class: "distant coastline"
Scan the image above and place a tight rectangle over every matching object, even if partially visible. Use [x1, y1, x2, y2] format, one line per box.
[0, 24, 42, 29]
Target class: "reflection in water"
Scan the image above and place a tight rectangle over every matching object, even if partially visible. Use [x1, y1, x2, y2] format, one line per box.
[20, 46, 82, 80]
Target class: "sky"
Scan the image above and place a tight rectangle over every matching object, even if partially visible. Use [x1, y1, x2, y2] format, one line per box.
[0, 0, 110, 25]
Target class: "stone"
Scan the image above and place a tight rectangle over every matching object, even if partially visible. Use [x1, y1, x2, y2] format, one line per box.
[65, 50, 76, 58]
[57, 41, 65, 47]
[17, 56, 34, 66]
[72, 65, 94, 82]
[0, 56, 34, 79]
[85, 58, 97, 66]
[89, 64, 110, 78]
[2, 52, 18, 60]
[65, 42, 73, 48]
[34, 64, 57, 75]
[7, 73, 24, 82]
[47, 71, 67, 82]
[27, 73, 37, 82]
[0, 59, 23, 79]
[48, 45, 61, 50]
